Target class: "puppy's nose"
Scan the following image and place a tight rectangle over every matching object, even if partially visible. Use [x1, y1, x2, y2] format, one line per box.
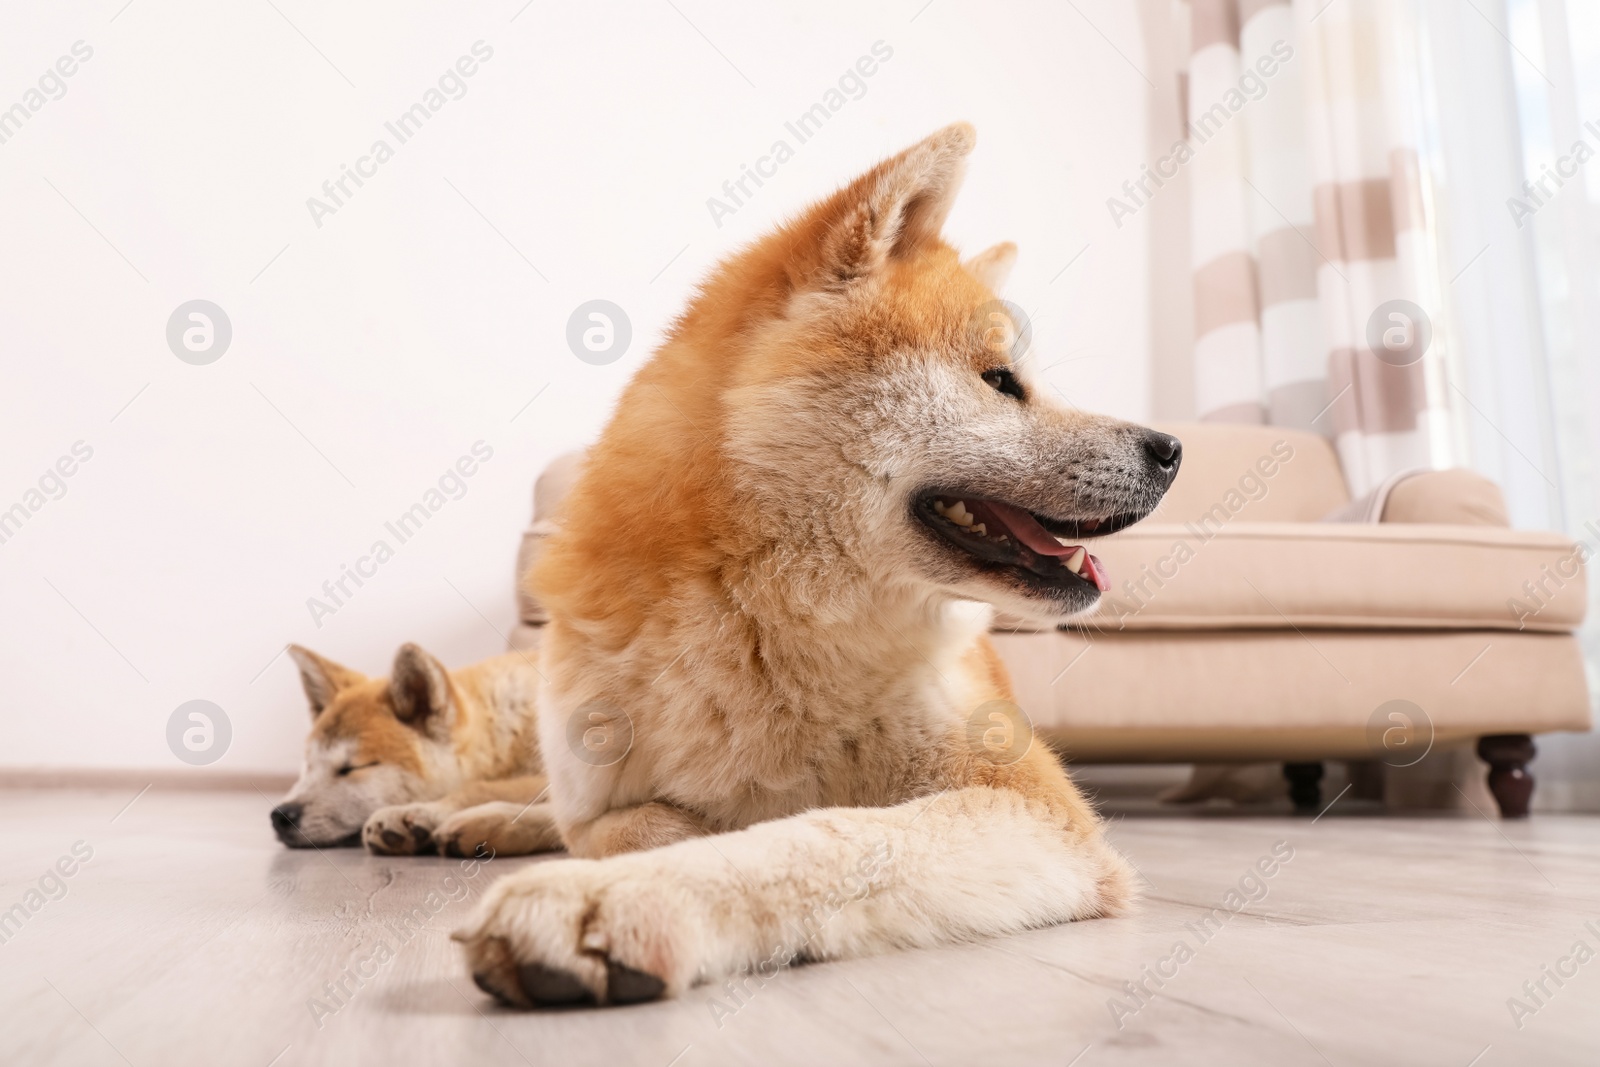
[1143, 432, 1182, 478]
[271, 803, 303, 834]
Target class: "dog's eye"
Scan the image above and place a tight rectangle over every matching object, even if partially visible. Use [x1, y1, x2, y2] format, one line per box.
[336, 762, 377, 777]
[982, 367, 1025, 401]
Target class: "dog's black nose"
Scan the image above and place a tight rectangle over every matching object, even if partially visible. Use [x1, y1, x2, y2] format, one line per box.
[1144, 432, 1182, 477]
[270, 803, 303, 834]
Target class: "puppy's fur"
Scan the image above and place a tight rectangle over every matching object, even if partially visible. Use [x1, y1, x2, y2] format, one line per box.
[450, 124, 1181, 1007]
[273, 644, 557, 858]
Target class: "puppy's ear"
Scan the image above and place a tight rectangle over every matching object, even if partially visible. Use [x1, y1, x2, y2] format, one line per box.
[287, 646, 366, 719]
[792, 122, 976, 291]
[963, 241, 1017, 293]
[389, 644, 453, 738]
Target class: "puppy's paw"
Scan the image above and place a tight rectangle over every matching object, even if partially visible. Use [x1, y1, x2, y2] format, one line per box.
[435, 806, 512, 859]
[453, 860, 694, 1008]
[363, 802, 447, 855]
[434, 802, 563, 858]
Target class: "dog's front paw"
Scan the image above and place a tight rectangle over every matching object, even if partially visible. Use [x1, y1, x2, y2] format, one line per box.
[363, 802, 447, 855]
[453, 859, 696, 1008]
[434, 805, 516, 858]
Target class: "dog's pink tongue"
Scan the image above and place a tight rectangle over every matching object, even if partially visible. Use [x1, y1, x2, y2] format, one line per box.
[1081, 552, 1111, 593]
[984, 500, 1074, 557]
[984, 499, 1110, 592]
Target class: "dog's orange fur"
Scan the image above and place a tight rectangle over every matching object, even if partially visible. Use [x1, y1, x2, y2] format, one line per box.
[536, 188, 1008, 648]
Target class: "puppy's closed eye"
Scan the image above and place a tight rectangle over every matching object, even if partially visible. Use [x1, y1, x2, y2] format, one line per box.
[337, 762, 379, 777]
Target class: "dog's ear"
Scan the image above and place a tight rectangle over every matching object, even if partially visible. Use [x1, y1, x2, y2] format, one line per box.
[287, 645, 365, 719]
[793, 122, 976, 290]
[963, 241, 1017, 293]
[389, 643, 454, 738]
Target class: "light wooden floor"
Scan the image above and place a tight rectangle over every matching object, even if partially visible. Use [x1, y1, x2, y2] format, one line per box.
[2, 788, 1597, 1066]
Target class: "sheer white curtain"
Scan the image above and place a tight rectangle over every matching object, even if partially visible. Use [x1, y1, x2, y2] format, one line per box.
[1417, 0, 1600, 809]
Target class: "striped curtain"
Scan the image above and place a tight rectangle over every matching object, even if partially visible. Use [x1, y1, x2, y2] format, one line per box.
[1183, 0, 1448, 495]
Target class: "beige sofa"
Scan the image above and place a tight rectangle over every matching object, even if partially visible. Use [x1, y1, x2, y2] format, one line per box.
[509, 423, 1591, 818]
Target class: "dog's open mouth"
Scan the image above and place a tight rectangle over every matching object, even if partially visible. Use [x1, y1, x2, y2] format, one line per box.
[914, 492, 1146, 595]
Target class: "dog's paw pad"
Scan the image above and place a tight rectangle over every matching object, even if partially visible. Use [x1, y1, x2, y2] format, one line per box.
[381, 829, 406, 850]
[606, 960, 665, 1004]
[409, 823, 433, 851]
[364, 828, 399, 855]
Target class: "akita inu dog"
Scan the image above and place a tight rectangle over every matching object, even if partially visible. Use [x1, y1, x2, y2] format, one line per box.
[446, 124, 1182, 1007]
[271, 644, 559, 858]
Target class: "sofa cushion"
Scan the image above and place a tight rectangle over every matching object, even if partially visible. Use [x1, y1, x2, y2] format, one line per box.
[1088, 521, 1586, 632]
[1145, 422, 1351, 524]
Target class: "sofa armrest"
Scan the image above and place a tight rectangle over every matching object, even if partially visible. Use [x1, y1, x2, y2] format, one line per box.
[1380, 469, 1510, 526]
[515, 450, 589, 627]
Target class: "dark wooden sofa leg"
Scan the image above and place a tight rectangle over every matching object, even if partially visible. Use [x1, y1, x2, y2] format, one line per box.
[1477, 734, 1536, 819]
[1283, 762, 1324, 813]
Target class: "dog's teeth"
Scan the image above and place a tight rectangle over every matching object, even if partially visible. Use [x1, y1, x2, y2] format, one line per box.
[948, 501, 973, 527]
[1064, 547, 1086, 575]
[971, 523, 986, 536]
[933, 500, 948, 517]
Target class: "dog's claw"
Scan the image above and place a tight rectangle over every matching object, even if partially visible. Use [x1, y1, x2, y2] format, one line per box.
[442, 835, 487, 859]
[473, 971, 518, 1008]
[518, 963, 592, 1006]
[606, 960, 665, 1004]
[468, 936, 534, 1008]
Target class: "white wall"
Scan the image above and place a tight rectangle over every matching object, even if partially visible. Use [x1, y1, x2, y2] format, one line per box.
[0, 0, 1166, 773]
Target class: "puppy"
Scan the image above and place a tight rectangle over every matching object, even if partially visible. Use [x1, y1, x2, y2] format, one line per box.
[271, 644, 557, 858]
[452, 124, 1182, 1007]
